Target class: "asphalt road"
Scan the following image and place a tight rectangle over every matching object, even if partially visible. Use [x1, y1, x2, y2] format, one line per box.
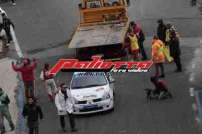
[1, 0, 202, 55]
[28, 36, 201, 134]
[1, 0, 202, 134]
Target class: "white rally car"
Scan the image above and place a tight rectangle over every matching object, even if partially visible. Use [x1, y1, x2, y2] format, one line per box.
[70, 72, 115, 114]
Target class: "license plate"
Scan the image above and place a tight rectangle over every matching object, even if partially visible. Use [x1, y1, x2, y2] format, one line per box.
[84, 105, 97, 109]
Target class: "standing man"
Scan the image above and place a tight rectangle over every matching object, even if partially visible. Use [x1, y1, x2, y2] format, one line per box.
[169, 31, 182, 72]
[1, 13, 14, 46]
[23, 97, 43, 134]
[55, 83, 77, 132]
[152, 36, 166, 78]
[157, 19, 167, 43]
[0, 88, 15, 134]
[12, 58, 37, 101]
[138, 29, 148, 60]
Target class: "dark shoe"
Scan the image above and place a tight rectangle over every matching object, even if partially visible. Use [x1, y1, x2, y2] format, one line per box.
[142, 57, 148, 61]
[174, 69, 182, 73]
[71, 128, 78, 132]
[62, 128, 66, 132]
[1, 127, 5, 134]
[10, 124, 15, 131]
[159, 74, 165, 78]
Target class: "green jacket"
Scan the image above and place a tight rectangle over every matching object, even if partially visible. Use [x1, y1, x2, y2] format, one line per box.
[0, 91, 10, 111]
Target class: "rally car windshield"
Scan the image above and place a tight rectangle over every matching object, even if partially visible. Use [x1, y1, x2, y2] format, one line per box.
[71, 72, 108, 89]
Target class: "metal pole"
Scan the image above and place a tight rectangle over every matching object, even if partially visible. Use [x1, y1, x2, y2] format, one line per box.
[10, 25, 24, 58]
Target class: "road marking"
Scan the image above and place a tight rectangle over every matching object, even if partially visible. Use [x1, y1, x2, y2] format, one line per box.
[192, 103, 197, 111]
[120, 130, 127, 134]
[191, 63, 196, 69]
[10, 26, 24, 58]
[189, 87, 195, 97]
[189, 73, 195, 82]
[194, 49, 200, 55]
[195, 117, 201, 123]
[200, 39, 202, 44]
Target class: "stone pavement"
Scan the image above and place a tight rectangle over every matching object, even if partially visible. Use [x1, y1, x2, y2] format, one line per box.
[0, 57, 18, 134]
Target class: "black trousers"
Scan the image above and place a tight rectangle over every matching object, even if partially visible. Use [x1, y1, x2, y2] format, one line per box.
[155, 63, 164, 76]
[11, 0, 15, 3]
[138, 41, 147, 60]
[29, 127, 39, 134]
[59, 114, 75, 130]
[5, 29, 12, 43]
[173, 55, 182, 71]
[28, 121, 39, 134]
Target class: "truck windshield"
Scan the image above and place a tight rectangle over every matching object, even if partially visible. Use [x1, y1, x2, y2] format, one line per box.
[71, 72, 107, 89]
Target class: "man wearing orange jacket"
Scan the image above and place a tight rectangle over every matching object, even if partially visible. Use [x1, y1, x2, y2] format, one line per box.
[152, 35, 165, 78]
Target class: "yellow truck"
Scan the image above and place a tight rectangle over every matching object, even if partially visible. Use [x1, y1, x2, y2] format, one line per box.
[68, 0, 130, 60]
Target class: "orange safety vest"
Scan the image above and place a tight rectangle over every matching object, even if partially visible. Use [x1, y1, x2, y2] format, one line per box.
[152, 39, 165, 63]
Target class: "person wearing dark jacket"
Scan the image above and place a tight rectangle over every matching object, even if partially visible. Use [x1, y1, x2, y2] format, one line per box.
[22, 97, 43, 134]
[1, 13, 14, 45]
[157, 19, 167, 43]
[169, 31, 182, 72]
[138, 29, 148, 60]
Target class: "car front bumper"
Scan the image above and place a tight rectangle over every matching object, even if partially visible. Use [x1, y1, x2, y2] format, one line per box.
[72, 98, 114, 115]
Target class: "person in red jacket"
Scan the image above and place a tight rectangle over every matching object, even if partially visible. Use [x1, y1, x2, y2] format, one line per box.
[150, 76, 172, 99]
[12, 58, 37, 101]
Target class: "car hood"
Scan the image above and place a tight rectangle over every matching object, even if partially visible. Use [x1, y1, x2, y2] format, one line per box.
[70, 85, 110, 101]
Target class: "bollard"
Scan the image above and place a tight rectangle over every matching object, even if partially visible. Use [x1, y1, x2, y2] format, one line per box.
[16, 73, 26, 134]
[10, 25, 24, 58]
[194, 90, 202, 122]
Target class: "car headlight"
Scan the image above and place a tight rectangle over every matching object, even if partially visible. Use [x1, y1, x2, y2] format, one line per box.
[102, 92, 110, 100]
[73, 97, 79, 104]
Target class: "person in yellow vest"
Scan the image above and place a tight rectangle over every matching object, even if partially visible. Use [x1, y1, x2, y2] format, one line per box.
[165, 23, 172, 46]
[127, 30, 139, 61]
[152, 35, 166, 78]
